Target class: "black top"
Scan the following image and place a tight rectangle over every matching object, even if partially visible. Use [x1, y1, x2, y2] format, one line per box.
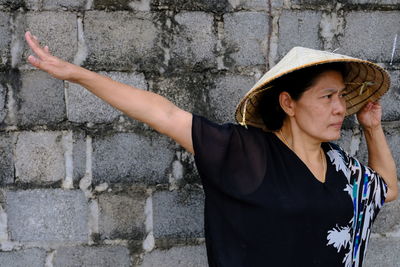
[192, 115, 387, 267]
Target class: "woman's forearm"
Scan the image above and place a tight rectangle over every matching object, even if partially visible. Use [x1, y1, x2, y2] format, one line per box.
[69, 65, 194, 152]
[363, 125, 398, 201]
[72, 65, 176, 128]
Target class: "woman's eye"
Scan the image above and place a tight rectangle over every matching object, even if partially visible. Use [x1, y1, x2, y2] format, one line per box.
[323, 94, 332, 99]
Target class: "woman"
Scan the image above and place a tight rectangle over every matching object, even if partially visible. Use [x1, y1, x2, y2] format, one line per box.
[25, 32, 397, 267]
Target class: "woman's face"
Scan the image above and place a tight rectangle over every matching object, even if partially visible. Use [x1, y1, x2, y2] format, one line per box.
[291, 70, 346, 142]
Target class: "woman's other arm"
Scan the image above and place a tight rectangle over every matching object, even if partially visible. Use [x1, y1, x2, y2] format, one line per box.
[357, 101, 398, 202]
[25, 31, 194, 153]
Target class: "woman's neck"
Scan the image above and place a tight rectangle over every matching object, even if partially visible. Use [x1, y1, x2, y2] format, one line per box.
[277, 121, 327, 183]
[277, 121, 323, 163]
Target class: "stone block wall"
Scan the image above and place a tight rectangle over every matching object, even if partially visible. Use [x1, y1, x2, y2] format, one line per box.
[0, 0, 399, 266]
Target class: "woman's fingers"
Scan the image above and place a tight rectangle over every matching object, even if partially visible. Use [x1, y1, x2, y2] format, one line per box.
[25, 31, 76, 81]
[27, 55, 42, 69]
[25, 31, 49, 60]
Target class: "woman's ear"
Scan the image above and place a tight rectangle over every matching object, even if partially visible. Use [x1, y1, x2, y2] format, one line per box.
[279, 92, 296, 117]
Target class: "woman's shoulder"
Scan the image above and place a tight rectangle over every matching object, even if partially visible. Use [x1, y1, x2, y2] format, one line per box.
[192, 114, 272, 140]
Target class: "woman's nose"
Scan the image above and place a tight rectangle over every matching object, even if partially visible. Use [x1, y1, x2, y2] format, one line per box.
[333, 96, 346, 115]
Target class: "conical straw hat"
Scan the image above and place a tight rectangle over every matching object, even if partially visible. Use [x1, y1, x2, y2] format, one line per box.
[235, 46, 391, 130]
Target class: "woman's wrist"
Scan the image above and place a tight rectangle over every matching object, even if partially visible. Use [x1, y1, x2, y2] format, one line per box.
[361, 123, 383, 136]
[68, 64, 92, 84]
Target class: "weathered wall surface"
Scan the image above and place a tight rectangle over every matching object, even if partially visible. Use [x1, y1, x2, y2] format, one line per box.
[0, 0, 399, 266]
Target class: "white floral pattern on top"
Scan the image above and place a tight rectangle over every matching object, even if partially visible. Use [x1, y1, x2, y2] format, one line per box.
[327, 148, 352, 182]
[325, 143, 387, 267]
[327, 224, 352, 252]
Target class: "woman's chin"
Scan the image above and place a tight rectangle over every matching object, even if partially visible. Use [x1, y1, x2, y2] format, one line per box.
[320, 130, 342, 142]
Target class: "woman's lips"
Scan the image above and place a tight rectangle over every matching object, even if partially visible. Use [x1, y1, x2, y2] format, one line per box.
[330, 122, 343, 128]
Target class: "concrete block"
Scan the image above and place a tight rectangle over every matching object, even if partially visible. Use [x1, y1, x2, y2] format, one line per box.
[270, 0, 285, 9]
[364, 236, 400, 267]
[289, 0, 336, 5]
[0, 0, 24, 9]
[0, 81, 6, 123]
[152, 189, 204, 238]
[72, 131, 86, 181]
[223, 12, 269, 67]
[5, 189, 88, 243]
[170, 12, 217, 70]
[338, 11, 400, 63]
[66, 78, 120, 123]
[372, 197, 400, 234]
[151, 0, 228, 12]
[92, 133, 174, 184]
[94, 0, 150, 11]
[42, 0, 87, 10]
[342, 114, 357, 130]
[386, 127, 400, 179]
[0, 12, 10, 67]
[0, 133, 14, 185]
[139, 245, 208, 267]
[0, 248, 46, 267]
[354, 136, 368, 165]
[24, 0, 41, 10]
[93, 0, 130, 10]
[171, 150, 200, 186]
[334, 129, 354, 155]
[15, 131, 65, 184]
[347, 0, 400, 4]
[208, 74, 255, 123]
[25, 11, 78, 63]
[226, 0, 268, 10]
[16, 71, 65, 126]
[53, 246, 130, 267]
[277, 10, 323, 59]
[381, 70, 400, 121]
[150, 75, 209, 115]
[98, 188, 147, 239]
[84, 11, 161, 71]
[66, 71, 147, 123]
[356, 126, 400, 178]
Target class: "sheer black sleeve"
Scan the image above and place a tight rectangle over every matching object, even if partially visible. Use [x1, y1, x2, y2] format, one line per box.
[192, 114, 268, 195]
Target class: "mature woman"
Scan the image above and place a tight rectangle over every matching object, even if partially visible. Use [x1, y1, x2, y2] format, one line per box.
[25, 31, 397, 267]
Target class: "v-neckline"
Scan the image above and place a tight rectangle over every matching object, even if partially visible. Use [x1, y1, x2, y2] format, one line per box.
[270, 132, 330, 185]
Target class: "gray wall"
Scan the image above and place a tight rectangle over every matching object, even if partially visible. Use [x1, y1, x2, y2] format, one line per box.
[0, 0, 399, 266]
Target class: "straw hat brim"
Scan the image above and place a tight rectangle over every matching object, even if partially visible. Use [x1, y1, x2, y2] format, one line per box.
[235, 49, 390, 131]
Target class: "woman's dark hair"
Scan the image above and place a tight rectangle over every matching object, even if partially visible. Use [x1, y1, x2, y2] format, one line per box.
[258, 63, 348, 131]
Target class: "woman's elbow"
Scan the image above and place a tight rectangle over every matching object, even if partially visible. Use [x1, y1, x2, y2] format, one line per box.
[385, 186, 399, 203]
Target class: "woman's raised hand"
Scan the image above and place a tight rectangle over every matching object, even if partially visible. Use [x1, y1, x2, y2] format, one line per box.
[25, 31, 76, 81]
[356, 101, 382, 130]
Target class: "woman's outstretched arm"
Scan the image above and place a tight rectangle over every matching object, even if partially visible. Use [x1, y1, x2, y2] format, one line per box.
[25, 31, 194, 153]
[357, 101, 398, 202]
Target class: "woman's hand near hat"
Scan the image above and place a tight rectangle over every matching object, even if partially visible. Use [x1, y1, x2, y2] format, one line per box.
[357, 101, 398, 202]
[356, 101, 382, 130]
[25, 31, 194, 153]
